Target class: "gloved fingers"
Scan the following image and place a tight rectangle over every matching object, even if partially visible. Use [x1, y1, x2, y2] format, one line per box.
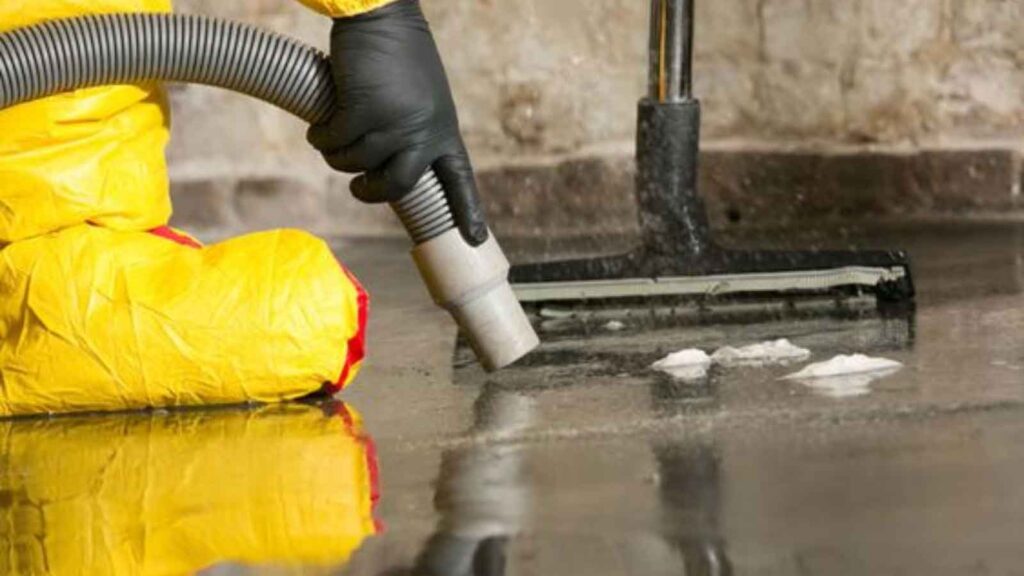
[434, 152, 489, 247]
[322, 131, 403, 174]
[348, 175, 384, 203]
[350, 147, 432, 204]
[307, 108, 376, 154]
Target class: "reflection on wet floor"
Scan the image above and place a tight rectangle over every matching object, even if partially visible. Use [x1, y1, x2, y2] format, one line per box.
[652, 441, 731, 576]
[417, 341, 738, 576]
[410, 386, 533, 576]
[0, 403, 378, 575]
[647, 369, 733, 576]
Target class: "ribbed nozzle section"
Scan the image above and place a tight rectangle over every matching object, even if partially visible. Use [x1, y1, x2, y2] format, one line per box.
[391, 170, 457, 245]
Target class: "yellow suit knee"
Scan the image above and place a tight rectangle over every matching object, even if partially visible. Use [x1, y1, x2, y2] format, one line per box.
[0, 225, 368, 416]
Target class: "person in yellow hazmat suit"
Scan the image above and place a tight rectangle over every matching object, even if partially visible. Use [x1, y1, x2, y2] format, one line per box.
[0, 0, 484, 416]
[0, 402, 381, 574]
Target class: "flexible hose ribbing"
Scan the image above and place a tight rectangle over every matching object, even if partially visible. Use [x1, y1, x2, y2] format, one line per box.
[0, 13, 455, 244]
[393, 170, 456, 244]
[0, 14, 333, 125]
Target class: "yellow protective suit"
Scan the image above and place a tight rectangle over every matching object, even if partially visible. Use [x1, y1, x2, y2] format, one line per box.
[0, 0, 393, 416]
[0, 403, 381, 575]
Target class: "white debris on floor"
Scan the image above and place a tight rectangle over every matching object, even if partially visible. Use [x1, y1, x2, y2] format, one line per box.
[651, 349, 712, 382]
[603, 320, 627, 332]
[651, 343, 902, 397]
[711, 339, 811, 367]
[992, 360, 1023, 371]
[783, 354, 904, 398]
[652, 339, 809, 382]
[784, 354, 903, 379]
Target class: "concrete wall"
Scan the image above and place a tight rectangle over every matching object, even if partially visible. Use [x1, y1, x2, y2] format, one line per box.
[168, 0, 1024, 238]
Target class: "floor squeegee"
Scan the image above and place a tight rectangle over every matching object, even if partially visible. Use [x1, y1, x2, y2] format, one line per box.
[510, 0, 915, 320]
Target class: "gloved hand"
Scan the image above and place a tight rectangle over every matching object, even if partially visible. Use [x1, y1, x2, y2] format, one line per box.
[308, 0, 488, 246]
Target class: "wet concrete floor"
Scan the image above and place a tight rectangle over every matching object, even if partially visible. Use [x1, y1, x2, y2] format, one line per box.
[3, 221, 1024, 574]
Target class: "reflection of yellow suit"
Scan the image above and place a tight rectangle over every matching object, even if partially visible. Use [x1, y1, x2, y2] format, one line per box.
[0, 0, 394, 416]
[0, 403, 380, 575]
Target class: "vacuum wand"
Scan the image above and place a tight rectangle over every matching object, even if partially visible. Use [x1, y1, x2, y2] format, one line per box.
[393, 171, 540, 372]
[0, 13, 539, 371]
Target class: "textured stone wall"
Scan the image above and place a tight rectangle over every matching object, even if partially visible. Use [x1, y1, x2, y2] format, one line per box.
[168, 0, 1024, 238]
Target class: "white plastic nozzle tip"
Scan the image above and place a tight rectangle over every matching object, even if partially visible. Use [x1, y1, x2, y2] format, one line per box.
[411, 229, 540, 372]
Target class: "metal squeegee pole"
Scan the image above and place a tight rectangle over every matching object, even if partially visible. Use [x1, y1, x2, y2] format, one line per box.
[637, 0, 711, 258]
[648, 0, 695, 103]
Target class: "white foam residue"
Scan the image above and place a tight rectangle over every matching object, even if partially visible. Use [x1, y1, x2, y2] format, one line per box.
[604, 320, 627, 332]
[785, 354, 903, 379]
[711, 339, 811, 367]
[783, 354, 903, 398]
[652, 349, 712, 381]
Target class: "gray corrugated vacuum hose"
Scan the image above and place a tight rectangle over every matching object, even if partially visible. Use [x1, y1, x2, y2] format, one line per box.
[0, 13, 539, 372]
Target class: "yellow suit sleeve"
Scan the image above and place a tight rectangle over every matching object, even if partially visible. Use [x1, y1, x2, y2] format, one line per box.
[0, 0, 392, 244]
[0, 0, 174, 244]
[294, 0, 397, 18]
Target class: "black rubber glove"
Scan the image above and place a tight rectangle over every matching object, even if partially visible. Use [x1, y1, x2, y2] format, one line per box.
[308, 0, 488, 246]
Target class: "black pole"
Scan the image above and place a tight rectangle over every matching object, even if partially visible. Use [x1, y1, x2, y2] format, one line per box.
[637, 0, 711, 259]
